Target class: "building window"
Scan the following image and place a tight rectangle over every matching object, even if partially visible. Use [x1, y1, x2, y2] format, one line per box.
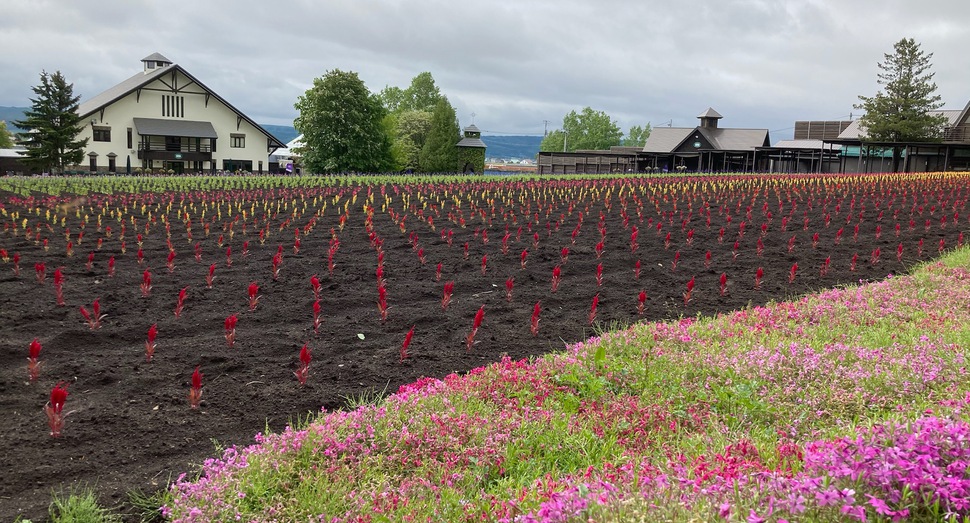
[231, 134, 246, 148]
[127, 128, 132, 149]
[93, 128, 111, 142]
[162, 95, 184, 117]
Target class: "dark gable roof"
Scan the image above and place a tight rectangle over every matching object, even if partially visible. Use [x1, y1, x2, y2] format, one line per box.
[643, 126, 768, 153]
[141, 52, 172, 63]
[697, 107, 723, 119]
[133, 118, 218, 138]
[77, 62, 284, 149]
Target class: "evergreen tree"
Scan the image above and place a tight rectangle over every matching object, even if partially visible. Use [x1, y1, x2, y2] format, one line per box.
[540, 107, 622, 152]
[14, 71, 87, 174]
[419, 98, 460, 172]
[855, 38, 949, 143]
[294, 69, 393, 173]
[0, 121, 13, 149]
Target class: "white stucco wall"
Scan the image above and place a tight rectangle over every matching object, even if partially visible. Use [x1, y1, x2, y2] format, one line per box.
[76, 66, 275, 173]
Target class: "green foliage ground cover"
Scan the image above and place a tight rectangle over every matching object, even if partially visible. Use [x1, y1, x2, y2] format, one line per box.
[163, 246, 970, 522]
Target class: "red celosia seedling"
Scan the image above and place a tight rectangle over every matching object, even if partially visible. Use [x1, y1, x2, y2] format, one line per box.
[704, 250, 712, 268]
[637, 291, 647, 315]
[588, 294, 599, 325]
[505, 276, 515, 302]
[595, 263, 604, 286]
[917, 238, 924, 258]
[463, 242, 469, 260]
[895, 223, 901, 237]
[35, 262, 46, 284]
[501, 233, 510, 255]
[530, 301, 541, 336]
[820, 257, 831, 278]
[174, 287, 188, 318]
[136, 233, 143, 247]
[53, 267, 65, 306]
[0, 249, 8, 263]
[853, 224, 861, 242]
[310, 275, 322, 301]
[897, 243, 904, 262]
[788, 263, 798, 284]
[634, 259, 641, 280]
[663, 232, 672, 250]
[871, 247, 881, 266]
[248, 282, 260, 311]
[79, 298, 106, 330]
[188, 366, 203, 409]
[732, 240, 740, 260]
[686, 229, 695, 245]
[141, 270, 152, 297]
[400, 326, 414, 363]
[377, 284, 389, 321]
[225, 314, 237, 348]
[65, 241, 74, 257]
[146, 324, 158, 362]
[435, 262, 442, 281]
[787, 235, 796, 254]
[312, 300, 323, 332]
[520, 249, 528, 270]
[86, 252, 94, 272]
[479, 254, 487, 275]
[939, 238, 946, 255]
[293, 237, 301, 255]
[466, 305, 485, 351]
[756, 238, 764, 257]
[205, 264, 216, 289]
[595, 241, 604, 259]
[217, 234, 224, 248]
[295, 343, 312, 384]
[719, 272, 728, 296]
[671, 251, 680, 271]
[242, 240, 250, 257]
[194, 242, 203, 262]
[875, 225, 882, 239]
[28, 338, 42, 382]
[271, 252, 283, 280]
[137, 248, 145, 265]
[683, 276, 695, 306]
[718, 227, 725, 243]
[630, 227, 639, 253]
[835, 227, 844, 245]
[441, 281, 454, 310]
[12, 252, 20, 276]
[811, 232, 819, 249]
[417, 248, 426, 265]
[551, 265, 562, 293]
[850, 253, 859, 272]
[45, 381, 69, 437]
[560, 247, 569, 264]
[225, 246, 232, 267]
[107, 256, 115, 278]
[532, 232, 539, 249]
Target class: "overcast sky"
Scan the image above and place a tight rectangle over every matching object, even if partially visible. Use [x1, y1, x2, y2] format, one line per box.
[1, 0, 968, 141]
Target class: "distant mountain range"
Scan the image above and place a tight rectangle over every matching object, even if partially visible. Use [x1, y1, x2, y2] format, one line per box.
[2, 107, 541, 160]
[480, 135, 542, 161]
[0, 106, 27, 131]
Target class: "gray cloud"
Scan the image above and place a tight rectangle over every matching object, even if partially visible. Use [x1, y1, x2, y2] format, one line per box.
[1, 0, 967, 141]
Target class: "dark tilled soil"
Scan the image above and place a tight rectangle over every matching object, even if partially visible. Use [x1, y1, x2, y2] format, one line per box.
[0, 179, 959, 520]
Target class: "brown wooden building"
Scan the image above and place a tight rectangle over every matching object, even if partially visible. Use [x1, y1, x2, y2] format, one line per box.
[537, 108, 770, 174]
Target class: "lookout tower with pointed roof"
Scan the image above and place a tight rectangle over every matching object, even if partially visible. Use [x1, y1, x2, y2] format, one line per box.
[456, 124, 486, 174]
[698, 107, 722, 129]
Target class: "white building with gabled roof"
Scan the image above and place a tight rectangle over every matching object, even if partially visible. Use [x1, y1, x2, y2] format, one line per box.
[75, 52, 285, 174]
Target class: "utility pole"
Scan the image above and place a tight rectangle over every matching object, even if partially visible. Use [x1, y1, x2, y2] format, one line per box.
[543, 120, 550, 136]
[563, 128, 568, 152]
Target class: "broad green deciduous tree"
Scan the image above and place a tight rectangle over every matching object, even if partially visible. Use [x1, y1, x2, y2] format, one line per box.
[540, 107, 622, 152]
[855, 38, 949, 143]
[14, 71, 87, 174]
[622, 123, 652, 147]
[294, 69, 393, 173]
[0, 120, 13, 149]
[419, 97, 460, 172]
[380, 72, 446, 171]
[379, 72, 444, 114]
